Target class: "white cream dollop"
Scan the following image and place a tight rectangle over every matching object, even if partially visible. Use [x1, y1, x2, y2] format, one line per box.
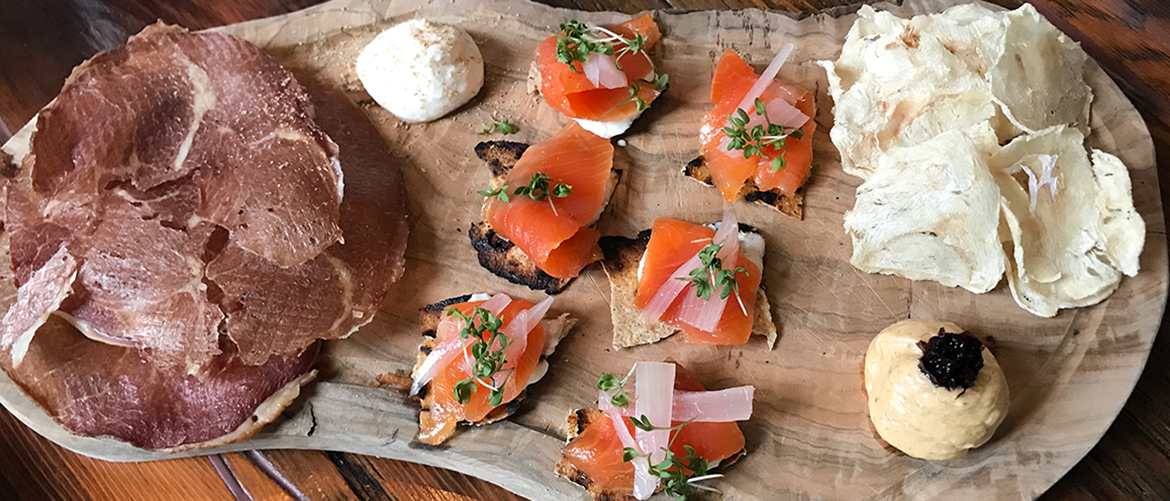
[864, 319, 1009, 460]
[356, 19, 483, 123]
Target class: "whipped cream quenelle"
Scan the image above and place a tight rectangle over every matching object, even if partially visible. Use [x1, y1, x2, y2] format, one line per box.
[864, 319, 1009, 460]
[356, 19, 483, 123]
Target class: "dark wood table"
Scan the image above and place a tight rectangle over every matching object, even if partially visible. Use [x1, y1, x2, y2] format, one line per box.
[0, 0, 1167, 499]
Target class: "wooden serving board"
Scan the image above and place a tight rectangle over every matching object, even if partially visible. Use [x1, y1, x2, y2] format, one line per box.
[0, 0, 1165, 499]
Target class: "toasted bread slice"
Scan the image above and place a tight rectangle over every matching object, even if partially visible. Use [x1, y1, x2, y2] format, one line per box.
[684, 156, 804, 220]
[412, 294, 576, 443]
[555, 407, 746, 500]
[471, 141, 620, 294]
[599, 228, 777, 350]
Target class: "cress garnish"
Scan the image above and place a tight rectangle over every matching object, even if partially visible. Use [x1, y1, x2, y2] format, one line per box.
[479, 172, 573, 215]
[622, 418, 722, 499]
[555, 19, 669, 112]
[479, 118, 517, 135]
[445, 307, 514, 406]
[723, 97, 805, 172]
[676, 237, 748, 313]
[596, 365, 636, 408]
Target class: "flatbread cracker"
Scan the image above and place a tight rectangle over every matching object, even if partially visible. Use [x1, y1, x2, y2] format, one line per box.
[599, 229, 777, 350]
[988, 4, 1091, 135]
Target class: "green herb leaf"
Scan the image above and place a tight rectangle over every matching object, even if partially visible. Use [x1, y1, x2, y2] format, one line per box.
[650, 73, 669, 90]
[477, 184, 510, 203]
[480, 118, 518, 135]
[722, 98, 805, 178]
[675, 237, 748, 305]
[446, 306, 517, 406]
[596, 367, 637, 408]
[510, 172, 572, 203]
[454, 379, 476, 403]
[496, 119, 516, 135]
[618, 419, 720, 499]
[622, 447, 645, 462]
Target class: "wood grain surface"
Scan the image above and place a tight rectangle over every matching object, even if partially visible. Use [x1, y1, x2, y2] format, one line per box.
[0, 0, 1168, 500]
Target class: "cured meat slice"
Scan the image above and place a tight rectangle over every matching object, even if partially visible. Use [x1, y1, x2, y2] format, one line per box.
[1, 315, 317, 451]
[8, 222, 71, 286]
[205, 84, 409, 365]
[57, 195, 223, 367]
[0, 25, 408, 449]
[0, 245, 76, 366]
[26, 22, 342, 268]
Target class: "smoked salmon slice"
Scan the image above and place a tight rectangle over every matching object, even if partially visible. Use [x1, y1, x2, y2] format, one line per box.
[633, 217, 761, 345]
[534, 14, 665, 131]
[416, 295, 550, 445]
[699, 48, 816, 202]
[484, 122, 613, 279]
[559, 364, 747, 496]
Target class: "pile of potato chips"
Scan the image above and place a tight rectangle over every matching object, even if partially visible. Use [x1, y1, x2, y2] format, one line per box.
[821, 4, 1144, 317]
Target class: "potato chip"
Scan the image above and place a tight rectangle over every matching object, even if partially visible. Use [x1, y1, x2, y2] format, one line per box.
[987, 4, 1091, 135]
[990, 126, 1141, 317]
[910, 3, 1006, 76]
[821, 6, 993, 179]
[844, 129, 1004, 293]
[825, 4, 1143, 317]
[1090, 149, 1144, 276]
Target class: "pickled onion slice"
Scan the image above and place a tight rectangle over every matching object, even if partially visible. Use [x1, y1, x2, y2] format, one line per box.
[733, 43, 793, 117]
[583, 53, 628, 90]
[672, 386, 755, 422]
[674, 210, 740, 332]
[491, 297, 554, 387]
[410, 294, 512, 396]
[606, 408, 655, 499]
[599, 387, 755, 423]
[634, 361, 675, 499]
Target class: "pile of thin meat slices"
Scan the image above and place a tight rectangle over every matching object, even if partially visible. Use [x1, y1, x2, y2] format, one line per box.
[0, 23, 408, 450]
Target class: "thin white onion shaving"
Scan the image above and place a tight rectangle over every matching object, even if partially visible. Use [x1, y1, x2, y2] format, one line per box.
[766, 97, 810, 129]
[409, 294, 512, 396]
[733, 43, 794, 118]
[672, 386, 754, 422]
[605, 408, 656, 499]
[493, 297, 553, 386]
[717, 97, 809, 156]
[634, 362, 675, 499]
[583, 53, 628, 90]
[675, 210, 742, 332]
[599, 386, 755, 423]
[460, 296, 554, 392]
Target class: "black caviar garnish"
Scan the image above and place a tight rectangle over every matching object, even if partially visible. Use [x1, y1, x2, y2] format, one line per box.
[917, 329, 984, 391]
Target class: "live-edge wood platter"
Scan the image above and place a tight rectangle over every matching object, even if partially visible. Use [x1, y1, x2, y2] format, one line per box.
[0, 0, 1165, 499]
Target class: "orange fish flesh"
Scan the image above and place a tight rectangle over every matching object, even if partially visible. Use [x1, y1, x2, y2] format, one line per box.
[700, 48, 816, 200]
[633, 217, 761, 345]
